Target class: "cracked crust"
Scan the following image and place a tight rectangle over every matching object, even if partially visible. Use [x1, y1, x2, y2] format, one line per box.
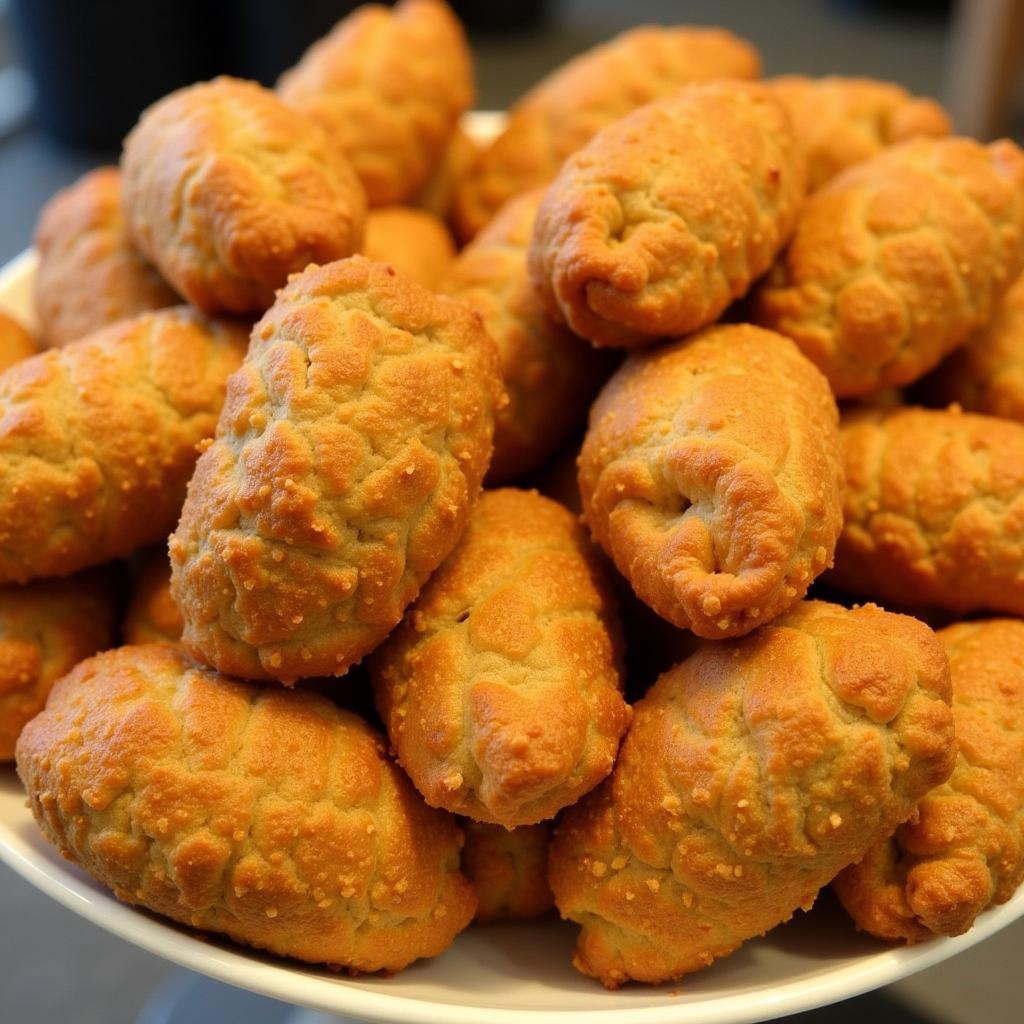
[34, 167, 178, 347]
[15, 643, 476, 972]
[170, 256, 502, 683]
[122, 77, 366, 315]
[278, 0, 473, 206]
[0, 311, 38, 372]
[372, 488, 629, 826]
[753, 136, 1024, 397]
[444, 188, 614, 484]
[0, 569, 117, 760]
[528, 81, 804, 349]
[462, 820, 554, 923]
[834, 619, 1024, 942]
[549, 600, 955, 988]
[452, 26, 761, 243]
[0, 308, 248, 584]
[579, 324, 843, 639]
[363, 206, 455, 290]
[830, 406, 1024, 615]
[123, 549, 184, 646]
[770, 76, 950, 192]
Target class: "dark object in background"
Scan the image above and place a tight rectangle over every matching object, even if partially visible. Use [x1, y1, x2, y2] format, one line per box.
[450, 0, 546, 33]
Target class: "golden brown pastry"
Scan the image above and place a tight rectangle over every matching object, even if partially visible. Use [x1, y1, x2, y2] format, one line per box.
[0, 310, 39, 372]
[122, 550, 183, 646]
[372, 488, 629, 826]
[753, 137, 1024, 397]
[122, 77, 366, 315]
[170, 257, 502, 683]
[831, 406, 1024, 615]
[444, 188, 613, 483]
[362, 206, 455, 290]
[770, 76, 950, 192]
[550, 600, 955, 988]
[16, 643, 476, 972]
[412, 126, 479, 221]
[452, 26, 761, 242]
[919, 272, 1024, 421]
[34, 167, 177, 347]
[278, 0, 473, 206]
[0, 570, 117, 760]
[834, 619, 1024, 942]
[529, 81, 804, 349]
[579, 324, 843, 638]
[0, 308, 247, 585]
[462, 821, 553, 923]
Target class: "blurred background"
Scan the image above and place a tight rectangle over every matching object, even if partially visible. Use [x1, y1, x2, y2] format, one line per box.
[0, 0, 1022, 1022]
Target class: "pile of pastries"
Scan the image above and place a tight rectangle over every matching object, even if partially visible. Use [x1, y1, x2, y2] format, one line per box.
[3, 0, 1024, 991]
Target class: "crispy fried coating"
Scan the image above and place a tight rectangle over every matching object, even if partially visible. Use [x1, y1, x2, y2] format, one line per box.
[919, 272, 1024, 421]
[529, 81, 804, 349]
[278, 0, 473, 206]
[0, 308, 247, 585]
[452, 26, 761, 242]
[444, 189, 613, 483]
[0, 310, 38, 372]
[413, 126, 478, 221]
[579, 324, 843, 639]
[362, 206, 455, 290]
[834, 619, 1024, 942]
[549, 600, 955, 988]
[122, 77, 366, 315]
[170, 257, 502, 682]
[372, 489, 629, 826]
[0, 569, 116, 760]
[831, 406, 1024, 615]
[770, 76, 950, 192]
[123, 550, 183, 646]
[34, 167, 177, 347]
[16, 644, 476, 971]
[462, 821, 553, 923]
[753, 137, 1024, 397]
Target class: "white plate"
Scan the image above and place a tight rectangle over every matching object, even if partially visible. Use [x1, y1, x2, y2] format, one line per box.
[2, 121, 1024, 1024]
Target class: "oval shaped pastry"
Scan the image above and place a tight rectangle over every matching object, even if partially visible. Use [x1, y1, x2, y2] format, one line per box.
[278, 0, 473, 206]
[0, 310, 38, 372]
[452, 25, 761, 242]
[462, 821, 554, 923]
[123, 550, 183, 646]
[122, 77, 366, 315]
[528, 80, 804, 349]
[372, 488, 629, 826]
[0, 308, 247, 584]
[444, 188, 612, 484]
[15, 643, 476, 972]
[34, 167, 177, 347]
[831, 406, 1024, 615]
[362, 206, 455, 290]
[549, 600, 955, 988]
[579, 324, 843, 638]
[753, 136, 1024, 397]
[770, 76, 950, 191]
[834, 618, 1024, 942]
[170, 256, 502, 682]
[0, 569, 117, 760]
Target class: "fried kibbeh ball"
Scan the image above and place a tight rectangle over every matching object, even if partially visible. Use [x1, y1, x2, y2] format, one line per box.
[372, 489, 629, 827]
[830, 406, 1024, 616]
[0, 310, 39, 372]
[122, 549, 183, 646]
[0, 569, 117, 760]
[362, 206, 456, 290]
[529, 81, 804, 349]
[34, 167, 177, 347]
[834, 619, 1024, 942]
[462, 821, 553, 923]
[16, 643, 476, 972]
[579, 324, 843, 639]
[170, 256, 503, 683]
[753, 137, 1024, 398]
[0, 308, 247, 585]
[278, 0, 473, 206]
[452, 26, 761, 242]
[770, 76, 950, 192]
[122, 77, 366, 315]
[549, 600, 955, 988]
[444, 188, 614, 484]
[412, 126, 479, 221]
